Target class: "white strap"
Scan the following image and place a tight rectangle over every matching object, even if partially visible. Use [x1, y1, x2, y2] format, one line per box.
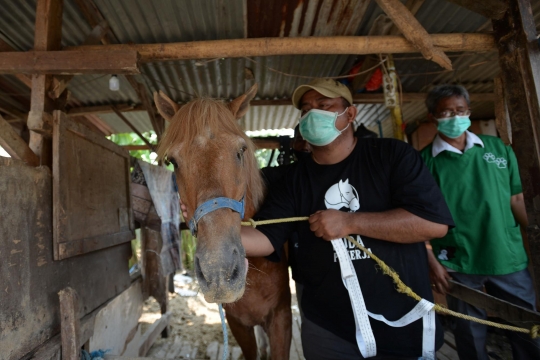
[331, 239, 377, 358]
[367, 299, 436, 360]
[332, 237, 437, 359]
[367, 299, 433, 327]
[422, 307, 436, 359]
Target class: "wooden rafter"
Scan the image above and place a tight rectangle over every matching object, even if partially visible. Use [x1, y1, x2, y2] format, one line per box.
[375, 0, 453, 70]
[111, 106, 155, 151]
[0, 50, 140, 75]
[124, 76, 164, 139]
[445, 0, 508, 20]
[65, 92, 496, 117]
[65, 34, 495, 62]
[0, 114, 40, 166]
[72, 0, 164, 139]
[49, 20, 111, 98]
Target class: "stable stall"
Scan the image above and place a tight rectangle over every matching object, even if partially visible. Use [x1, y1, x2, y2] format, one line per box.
[1, 0, 540, 359]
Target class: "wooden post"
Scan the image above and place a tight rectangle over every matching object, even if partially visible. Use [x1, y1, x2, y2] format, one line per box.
[493, 77, 512, 145]
[59, 287, 81, 360]
[28, 0, 64, 166]
[493, 0, 540, 296]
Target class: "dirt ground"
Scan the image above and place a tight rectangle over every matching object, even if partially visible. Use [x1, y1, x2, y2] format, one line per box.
[140, 273, 240, 351]
[140, 272, 516, 360]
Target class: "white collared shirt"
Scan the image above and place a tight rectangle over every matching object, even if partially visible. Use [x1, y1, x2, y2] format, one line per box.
[432, 130, 484, 157]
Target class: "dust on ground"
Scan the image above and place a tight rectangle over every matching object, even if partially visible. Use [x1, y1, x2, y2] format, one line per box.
[140, 273, 240, 351]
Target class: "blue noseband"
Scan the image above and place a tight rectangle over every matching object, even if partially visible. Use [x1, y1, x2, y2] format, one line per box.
[188, 196, 245, 236]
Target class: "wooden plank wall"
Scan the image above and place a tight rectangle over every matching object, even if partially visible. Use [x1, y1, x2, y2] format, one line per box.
[0, 157, 132, 360]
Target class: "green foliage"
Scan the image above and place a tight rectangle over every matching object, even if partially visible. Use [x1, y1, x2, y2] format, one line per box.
[108, 131, 159, 164]
[254, 148, 280, 168]
[181, 229, 197, 271]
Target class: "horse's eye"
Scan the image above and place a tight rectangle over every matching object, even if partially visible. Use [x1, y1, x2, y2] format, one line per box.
[236, 146, 247, 162]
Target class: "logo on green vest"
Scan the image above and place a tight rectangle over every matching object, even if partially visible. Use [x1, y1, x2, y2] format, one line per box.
[482, 152, 507, 168]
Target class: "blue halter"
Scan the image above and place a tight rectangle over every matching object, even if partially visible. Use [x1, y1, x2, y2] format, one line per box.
[188, 196, 245, 236]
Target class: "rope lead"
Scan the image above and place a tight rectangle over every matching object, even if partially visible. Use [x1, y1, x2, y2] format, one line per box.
[239, 217, 539, 339]
[218, 303, 229, 360]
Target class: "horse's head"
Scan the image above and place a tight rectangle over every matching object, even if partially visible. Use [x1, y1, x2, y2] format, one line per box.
[155, 85, 264, 303]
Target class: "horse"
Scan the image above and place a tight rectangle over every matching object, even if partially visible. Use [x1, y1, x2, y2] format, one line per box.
[154, 84, 292, 360]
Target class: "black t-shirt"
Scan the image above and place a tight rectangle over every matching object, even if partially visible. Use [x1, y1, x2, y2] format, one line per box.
[261, 164, 303, 283]
[254, 138, 454, 357]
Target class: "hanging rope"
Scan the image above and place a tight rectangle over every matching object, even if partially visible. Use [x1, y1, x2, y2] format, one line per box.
[218, 303, 229, 360]
[240, 216, 540, 339]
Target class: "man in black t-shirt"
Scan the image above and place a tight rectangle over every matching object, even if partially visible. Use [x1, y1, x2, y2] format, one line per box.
[240, 78, 454, 359]
[261, 124, 311, 319]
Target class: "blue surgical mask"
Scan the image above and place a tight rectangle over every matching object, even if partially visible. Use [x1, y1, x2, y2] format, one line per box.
[299, 108, 349, 146]
[436, 115, 471, 139]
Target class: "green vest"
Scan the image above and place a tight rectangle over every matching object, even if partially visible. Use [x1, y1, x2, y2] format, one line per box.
[421, 135, 527, 275]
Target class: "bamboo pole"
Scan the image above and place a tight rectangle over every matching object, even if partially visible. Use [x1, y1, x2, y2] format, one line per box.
[65, 34, 496, 62]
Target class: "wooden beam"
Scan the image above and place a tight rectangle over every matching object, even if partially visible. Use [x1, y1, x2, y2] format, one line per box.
[28, 0, 64, 166]
[65, 34, 496, 62]
[0, 50, 140, 75]
[493, 77, 512, 144]
[67, 93, 496, 118]
[389, 0, 426, 35]
[138, 312, 171, 356]
[59, 287, 80, 360]
[448, 280, 540, 327]
[445, 0, 508, 20]
[73, 0, 119, 45]
[493, 0, 540, 298]
[49, 20, 111, 98]
[0, 103, 28, 121]
[111, 106, 156, 151]
[124, 76, 164, 139]
[67, 103, 144, 116]
[0, 114, 39, 166]
[353, 1, 425, 92]
[375, 0, 452, 70]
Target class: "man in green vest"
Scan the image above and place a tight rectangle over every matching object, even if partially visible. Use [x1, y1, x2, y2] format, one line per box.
[421, 84, 539, 359]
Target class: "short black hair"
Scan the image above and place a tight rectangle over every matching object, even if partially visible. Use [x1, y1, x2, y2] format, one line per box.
[425, 85, 470, 114]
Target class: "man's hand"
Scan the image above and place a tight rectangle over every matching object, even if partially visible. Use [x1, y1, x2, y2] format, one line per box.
[179, 198, 188, 220]
[426, 244, 452, 295]
[309, 210, 352, 240]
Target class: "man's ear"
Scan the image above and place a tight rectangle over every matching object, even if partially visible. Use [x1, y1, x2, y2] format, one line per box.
[154, 91, 180, 122]
[229, 83, 258, 119]
[346, 105, 357, 123]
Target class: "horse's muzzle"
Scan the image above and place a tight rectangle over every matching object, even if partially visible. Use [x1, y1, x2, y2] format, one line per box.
[194, 238, 247, 303]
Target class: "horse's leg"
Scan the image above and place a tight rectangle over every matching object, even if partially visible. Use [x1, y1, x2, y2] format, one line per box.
[226, 314, 258, 360]
[265, 293, 292, 360]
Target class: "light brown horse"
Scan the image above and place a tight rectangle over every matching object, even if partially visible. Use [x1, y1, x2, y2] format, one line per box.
[155, 85, 291, 360]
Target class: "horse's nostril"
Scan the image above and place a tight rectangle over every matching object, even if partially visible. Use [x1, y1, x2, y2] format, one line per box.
[195, 256, 208, 286]
[230, 263, 240, 282]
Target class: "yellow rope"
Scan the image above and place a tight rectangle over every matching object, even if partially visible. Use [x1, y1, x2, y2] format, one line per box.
[241, 217, 540, 339]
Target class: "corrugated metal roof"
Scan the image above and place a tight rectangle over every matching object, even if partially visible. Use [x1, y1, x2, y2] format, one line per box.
[1, 0, 540, 136]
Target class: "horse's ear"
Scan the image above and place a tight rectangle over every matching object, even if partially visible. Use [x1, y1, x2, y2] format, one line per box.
[229, 83, 258, 119]
[154, 91, 180, 122]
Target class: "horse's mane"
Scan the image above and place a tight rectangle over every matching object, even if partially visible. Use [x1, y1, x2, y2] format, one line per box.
[157, 97, 265, 213]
